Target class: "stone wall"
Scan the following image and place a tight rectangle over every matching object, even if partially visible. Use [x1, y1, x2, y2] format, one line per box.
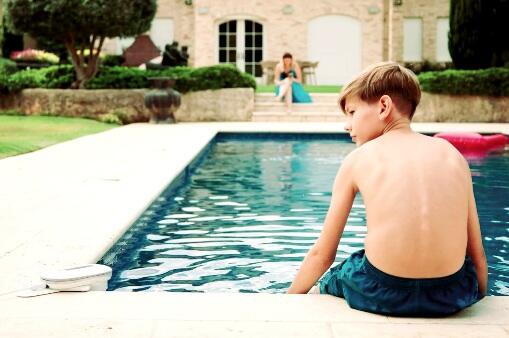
[0, 88, 255, 123]
[175, 88, 254, 122]
[3, 89, 150, 123]
[414, 93, 509, 123]
[1, 89, 506, 123]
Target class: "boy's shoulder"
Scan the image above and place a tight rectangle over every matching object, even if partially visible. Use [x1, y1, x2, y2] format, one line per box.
[346, 132, 467, 167]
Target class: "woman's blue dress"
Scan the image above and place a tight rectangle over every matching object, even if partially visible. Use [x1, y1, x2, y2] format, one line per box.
[275, 69, 312, 103]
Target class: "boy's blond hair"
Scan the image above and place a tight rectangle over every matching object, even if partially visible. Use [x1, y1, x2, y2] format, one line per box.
[339, 62, 421, 119]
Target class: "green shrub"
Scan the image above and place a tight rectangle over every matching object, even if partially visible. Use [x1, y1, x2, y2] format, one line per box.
[0, 57, 18, 75]
[418, 68, 509, 96]
[5, 68, 46, 91]
[0, 74, 9, 93]
[0, 65, 74, 92]
[101, 55, 125, 67]
[87, 64, 255, 92]
[86, 66, 152, 89]
[0, 64, 256, 93]
[173, 64, 256, 93]
[39, 65, 75, 88]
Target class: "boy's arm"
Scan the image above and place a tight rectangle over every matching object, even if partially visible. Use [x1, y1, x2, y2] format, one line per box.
[463, 160, 488, 296]
[288, 153, 357, 294]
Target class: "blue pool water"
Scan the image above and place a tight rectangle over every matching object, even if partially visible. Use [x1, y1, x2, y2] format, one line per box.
[100, 133, 509, 295]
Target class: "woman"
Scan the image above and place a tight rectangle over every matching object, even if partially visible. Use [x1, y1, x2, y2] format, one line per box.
[274, 52, 312, 112]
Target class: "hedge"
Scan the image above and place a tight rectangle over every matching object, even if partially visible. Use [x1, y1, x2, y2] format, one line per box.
[418, 68, 509, 96]
[0, 64, 256, 93]
[0, 57, 18, 75]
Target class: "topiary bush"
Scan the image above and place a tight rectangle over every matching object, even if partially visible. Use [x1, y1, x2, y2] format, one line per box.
[418, 68, 509, 96]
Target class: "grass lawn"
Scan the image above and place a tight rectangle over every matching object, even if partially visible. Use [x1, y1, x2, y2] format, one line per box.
[256, 84, 342, 93]
[0, 115, 116, 159]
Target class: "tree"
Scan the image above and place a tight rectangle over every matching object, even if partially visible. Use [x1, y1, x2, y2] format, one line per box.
[4, 0, 157, 88]
[449, 0, 509, 69]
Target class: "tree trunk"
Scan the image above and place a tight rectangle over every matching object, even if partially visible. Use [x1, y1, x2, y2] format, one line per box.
[65, 34, 105, 89]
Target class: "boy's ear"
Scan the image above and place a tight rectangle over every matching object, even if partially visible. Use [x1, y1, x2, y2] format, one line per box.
[378, 95, 392, 121]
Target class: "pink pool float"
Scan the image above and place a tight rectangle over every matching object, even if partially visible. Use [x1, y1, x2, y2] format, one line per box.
[434, 132, 508, 158]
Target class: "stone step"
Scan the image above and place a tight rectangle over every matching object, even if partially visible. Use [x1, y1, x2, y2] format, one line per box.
[252, 111, 346, 122]
[255, 93, 339, 104]
[254, 102, 340, 113]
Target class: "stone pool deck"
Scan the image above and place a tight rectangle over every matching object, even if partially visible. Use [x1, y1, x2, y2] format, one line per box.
[1, 122, 508, 337]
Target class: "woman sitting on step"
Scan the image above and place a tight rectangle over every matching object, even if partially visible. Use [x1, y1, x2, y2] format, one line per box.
[274, 52, 313, 113]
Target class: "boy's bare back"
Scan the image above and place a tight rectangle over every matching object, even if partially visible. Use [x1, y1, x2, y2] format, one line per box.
[346, 130, 470, 278]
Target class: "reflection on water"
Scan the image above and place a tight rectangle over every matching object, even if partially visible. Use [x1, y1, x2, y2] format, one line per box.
[469, 150, 509, 295]
[101, 135, 509, 295]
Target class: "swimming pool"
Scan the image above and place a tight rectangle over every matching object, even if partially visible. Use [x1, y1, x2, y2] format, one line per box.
[100, 133, 509, 295]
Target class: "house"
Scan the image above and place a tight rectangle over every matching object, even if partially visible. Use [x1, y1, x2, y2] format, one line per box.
[104, 0, 450, 85]
[1, 0, 450, 85]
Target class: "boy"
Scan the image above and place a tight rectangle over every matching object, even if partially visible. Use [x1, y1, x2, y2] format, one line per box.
[288, 62, 487, 316]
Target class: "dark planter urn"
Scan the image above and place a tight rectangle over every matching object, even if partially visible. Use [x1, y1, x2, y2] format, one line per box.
[144, 77, 181, 123]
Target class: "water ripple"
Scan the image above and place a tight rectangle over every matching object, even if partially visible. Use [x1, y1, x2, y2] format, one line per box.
[101, 137, 509, 295]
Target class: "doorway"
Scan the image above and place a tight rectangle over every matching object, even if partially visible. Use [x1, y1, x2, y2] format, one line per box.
[308, 15, 362, 85]
[218, 20, 264, 79]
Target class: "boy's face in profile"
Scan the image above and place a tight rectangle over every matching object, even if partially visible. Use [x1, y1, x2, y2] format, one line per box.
[343, 96, 384, 146]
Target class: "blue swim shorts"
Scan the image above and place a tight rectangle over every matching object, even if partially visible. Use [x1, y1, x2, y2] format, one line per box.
[319, 249, 482, 316]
